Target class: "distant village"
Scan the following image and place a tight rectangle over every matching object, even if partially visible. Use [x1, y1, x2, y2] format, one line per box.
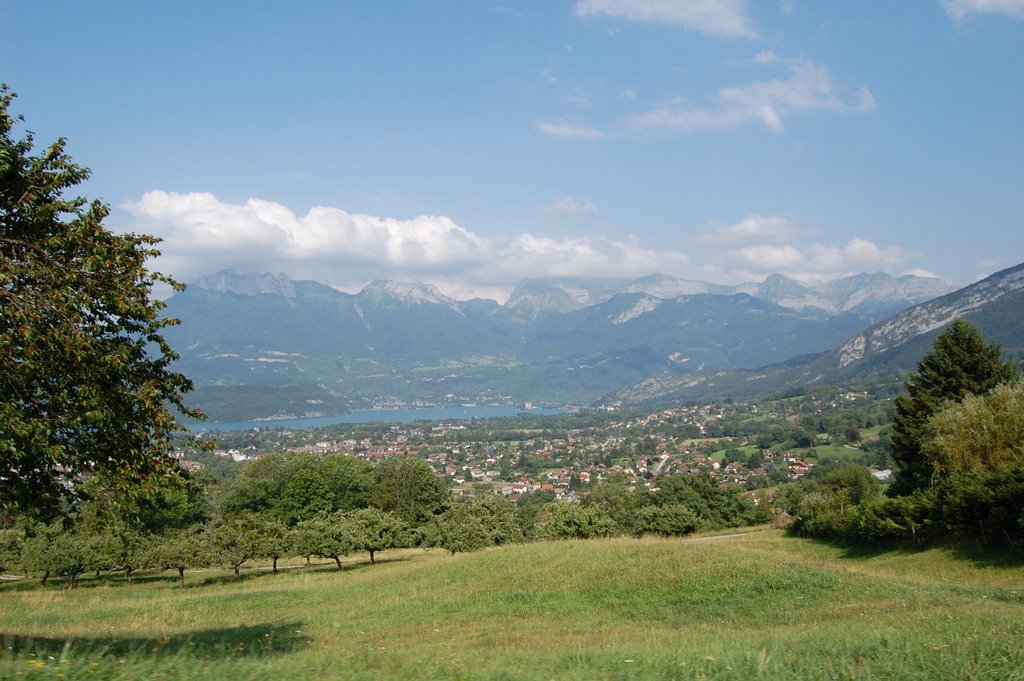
[178, 391, 892, 500]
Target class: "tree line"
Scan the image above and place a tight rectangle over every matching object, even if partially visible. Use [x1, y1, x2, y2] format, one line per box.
[0, 452, 768, 588]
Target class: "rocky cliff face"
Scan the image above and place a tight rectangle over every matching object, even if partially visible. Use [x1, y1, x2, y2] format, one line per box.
[836, 264, 1024, 367]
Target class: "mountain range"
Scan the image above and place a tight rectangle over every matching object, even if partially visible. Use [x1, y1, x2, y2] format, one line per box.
[606, 262, 1024, 407]
[160, 269, 968, 422]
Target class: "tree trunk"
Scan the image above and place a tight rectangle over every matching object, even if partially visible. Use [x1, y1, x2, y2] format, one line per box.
[234, 564, 241, 577]
[177, 567, 185, 588]
[272, 556, 279, 574]
[369, 549, 375, 565]
[334, 555, 343, 571]
[40, 570, 50, 585]
[125, 566, 134, 585]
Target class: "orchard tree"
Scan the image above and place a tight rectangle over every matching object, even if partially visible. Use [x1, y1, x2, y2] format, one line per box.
[206, 513, 264, 577]
[256, 516, 294, 574]
[296, 512, 353, 571]
[889, 320, 1017, 494]
[432, 496, 522, 555]
[345, 507, 408, 564]
[149, 526, 210, 588]
[0, 86, 201, 519]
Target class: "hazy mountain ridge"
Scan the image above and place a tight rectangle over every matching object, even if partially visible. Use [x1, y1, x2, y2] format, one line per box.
[166, 268, 961, 420]
[606, 262, 1024, 407]
[505, 271, 952, 319]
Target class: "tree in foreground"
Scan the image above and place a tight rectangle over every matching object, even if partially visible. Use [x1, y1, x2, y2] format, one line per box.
[296, 512, 353, 571]
[538, 502, 616, 540]
[924, 378, 1024, 542]
[889, 320, 1017, 495]
[345, 507, 409, 564]
[0, 86, 201, 519]
[370, 457, 451, 525]
[432, 496, 522, 555]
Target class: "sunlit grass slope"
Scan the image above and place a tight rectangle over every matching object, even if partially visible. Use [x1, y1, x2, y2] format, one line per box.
[2, 530, 1023, 680]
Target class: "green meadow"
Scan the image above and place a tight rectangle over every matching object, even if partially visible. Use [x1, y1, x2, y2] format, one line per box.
[2, 530, 1022, 680]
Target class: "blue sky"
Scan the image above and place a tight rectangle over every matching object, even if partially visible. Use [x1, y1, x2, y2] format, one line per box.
[4, 0, 1023, 301]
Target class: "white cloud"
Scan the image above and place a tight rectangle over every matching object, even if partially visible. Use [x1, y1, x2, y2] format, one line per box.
[536, 121, 606, 139]
[716, 238, 907, 283]
[573, 0, 758, 38]
[697, 215, 810, 247]
[548, 195, 599, 214]
[752, 50, 780, 64]
[694, 214, 911, 283]
[121, 191, 689, 302]
[780, 0, 796, 15]
[629, 57, 874, 133]
[941, 0, 1024, 19]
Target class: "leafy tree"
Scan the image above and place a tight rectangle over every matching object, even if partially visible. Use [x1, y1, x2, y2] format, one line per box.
[148, 526, 210, 588]
[277, 467, 333, 525]
[256, 516, 294, 574]
[295, 512, 353, 571]
[654, 473, 758, 528]
[432, 496, 522, 555]
[94, 522, 150, 585]
[583, 478, 652, 534]
[20, 523, 103, 588]
[538, 502, 616, 540]
[344, 507, 408, 564]
[0, 86, 201, 519]
[370, 457, 450, 524]
[206, 513, 264, 577]
[924, 379, 1024, 543]
[633, 503, 701, 537]
[889, 320, 1017, 494]
[321, 454, 374, 512]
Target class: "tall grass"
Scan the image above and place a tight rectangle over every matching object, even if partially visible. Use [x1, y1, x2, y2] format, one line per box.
[2, 531, 1022, 680]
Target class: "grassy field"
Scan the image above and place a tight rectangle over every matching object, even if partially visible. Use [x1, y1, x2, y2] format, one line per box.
[2, 530, 1023, 680]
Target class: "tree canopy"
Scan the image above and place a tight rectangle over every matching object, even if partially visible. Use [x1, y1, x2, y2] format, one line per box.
[889, 319, 1017, 494]
[0, 86, 200, 519]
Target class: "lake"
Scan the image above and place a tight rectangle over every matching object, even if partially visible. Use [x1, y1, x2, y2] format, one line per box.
[190, 405, 561, 433]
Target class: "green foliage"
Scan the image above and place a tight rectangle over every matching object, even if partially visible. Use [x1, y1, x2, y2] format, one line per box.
[889, 320, 1017, 494]
[147, 526, 211, 587]
[0, 86, 201, 519]
[295, 512, 352, 570]
[370, 457, 450, 524]
[344, 507, 409, 563]
[654, 473, 762, 528]
[19, 522, 103, 588]
[925, 379, 1024, 543]
[538, 502, 616, 540]
[582, 478, 651, 533]
[206, 513, 265, 576]
[633, 503, 701, 537]
[432, 496, 522, 555]
[221, 452, 374, 525]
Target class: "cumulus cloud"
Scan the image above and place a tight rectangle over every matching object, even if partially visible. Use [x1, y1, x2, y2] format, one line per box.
[713, 238, 908, 283]
[573, 0, 758, 38]
[941, 0, 1024, 19]
[695, 215, 911, 283]
[629, 56, 875, 133]
[536, 121, 606, 139]
[697, 215, 811, 247]
[121, 191, 688, 302]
